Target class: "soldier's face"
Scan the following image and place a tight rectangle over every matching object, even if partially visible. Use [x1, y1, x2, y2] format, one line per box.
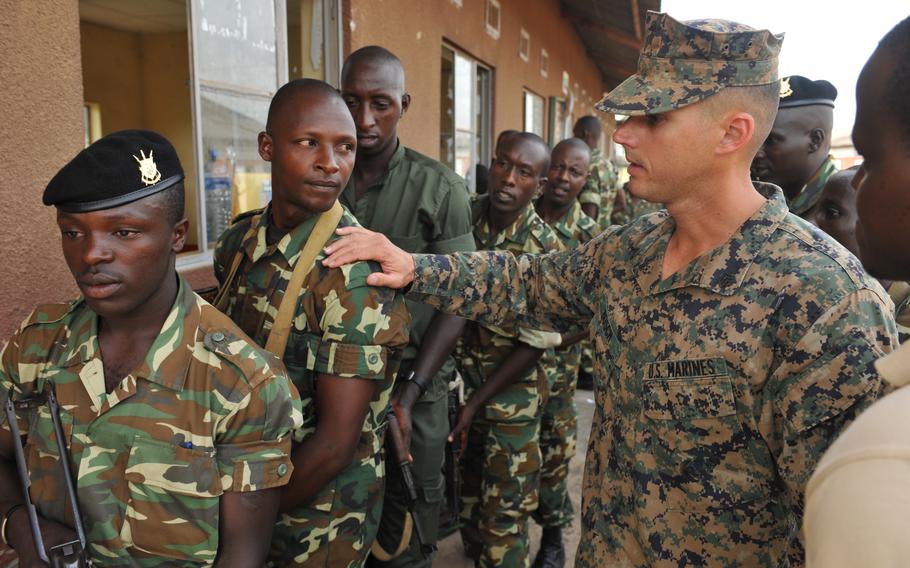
[488, 139, 548, 217]
[807, 172, 860, 257]
[259, 93, 356, 225]
[853, 48, 910, 280]
[56, 195, 186, 319]
[544, 145, 589, 207]
[612, 104, 712, 203]
[751, 108, 815, 195]
[341, 61, 409, 157]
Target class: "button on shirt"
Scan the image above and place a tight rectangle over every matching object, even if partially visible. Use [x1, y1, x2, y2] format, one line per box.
[406, 184, 897, 567]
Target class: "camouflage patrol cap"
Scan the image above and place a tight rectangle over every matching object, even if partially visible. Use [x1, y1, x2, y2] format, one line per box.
[43, 129, 184, 213]
[596, 11, 784, 116]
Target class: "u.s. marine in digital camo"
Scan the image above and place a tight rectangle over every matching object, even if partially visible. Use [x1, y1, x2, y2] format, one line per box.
[323, 11, 899, 568]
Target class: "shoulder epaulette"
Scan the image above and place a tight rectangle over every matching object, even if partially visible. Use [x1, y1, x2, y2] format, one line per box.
[19, 300, 79, 332]
[230, 208, 264, 226]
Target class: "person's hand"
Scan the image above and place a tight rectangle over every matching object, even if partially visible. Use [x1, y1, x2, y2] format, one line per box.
[322, 227, 416, 289]
[7, 508, 78, 568]
[448, 398, 479, 454]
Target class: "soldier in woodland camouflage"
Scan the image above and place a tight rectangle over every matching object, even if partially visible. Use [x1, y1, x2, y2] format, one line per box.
[323, 12, 898, 567]
[213, 80, 409, 568]
[532, 138, 598, 568]
[0, 130, 302, 566]
[446, 132, 563, 568]
[574, 116, 618, 231]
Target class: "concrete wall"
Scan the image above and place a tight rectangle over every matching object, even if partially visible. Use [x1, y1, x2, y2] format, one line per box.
[345, 0, 613, 159]
[0, 0, 84, 338]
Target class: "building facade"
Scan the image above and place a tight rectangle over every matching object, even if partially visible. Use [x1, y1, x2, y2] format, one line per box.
[0, 0, 654, 337]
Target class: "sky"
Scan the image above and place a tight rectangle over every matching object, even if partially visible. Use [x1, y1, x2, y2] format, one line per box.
[661, 1, 909, 141]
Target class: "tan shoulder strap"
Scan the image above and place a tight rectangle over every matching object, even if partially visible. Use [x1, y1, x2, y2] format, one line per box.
[265, 201, 344, 359]
[213, 214, 263, 311]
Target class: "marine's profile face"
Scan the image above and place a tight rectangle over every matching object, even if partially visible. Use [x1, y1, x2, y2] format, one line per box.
[488, 138, 548, 217]
[853, 48, 910, 280]
[612, 103, 710, 204]
[341, 60, 409, 157]
[57, 195, 185, 319]
[259, 92, 356, 222]
[751, 108, 814, 196]
[544, 144, 590, 207]
[807, 170, 860, 257]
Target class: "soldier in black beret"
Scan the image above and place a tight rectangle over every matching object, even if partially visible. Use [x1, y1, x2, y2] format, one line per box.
[751, 75, 840, 217]
[1, 129, 303, 565]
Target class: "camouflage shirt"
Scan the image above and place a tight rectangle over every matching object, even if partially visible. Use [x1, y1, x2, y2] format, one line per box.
[0, 277, 302, 566]
[610, 185, 665, 226]
[406, 184, 897, 566]
[455, 194, 562, 422]
[577, 147, 618, 231]
[788, 155, 838, 217]
[886, 280, 910, 343]
[213, 205, 409, 551]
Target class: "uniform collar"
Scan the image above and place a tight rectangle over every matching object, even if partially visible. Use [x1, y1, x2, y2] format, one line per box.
[474, 195, 537, 249]
[789, 155, 837, 215]
[635, 183, 788, 296]
[242, 203, 321, 265]
[551, 201, 588, 240]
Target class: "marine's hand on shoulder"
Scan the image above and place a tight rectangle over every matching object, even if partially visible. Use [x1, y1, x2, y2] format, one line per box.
[322, 226, 416, 289]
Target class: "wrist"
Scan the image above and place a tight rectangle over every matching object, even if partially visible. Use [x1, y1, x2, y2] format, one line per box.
[394, 382, 421, 410]
[400, 370, 431, 398]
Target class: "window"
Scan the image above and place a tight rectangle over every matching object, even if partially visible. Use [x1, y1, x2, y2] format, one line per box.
[79, 0, 341, 264]
[83, 102, 102, 147]
[523, 89, 545, 138]
[548, 97, 569, 146]
[485, 0, 500, 39]
[440, 45, 492, 193]
[540, 48, 549, 78]
[562, 70, 570, 95]
[519, 28, 530, 62]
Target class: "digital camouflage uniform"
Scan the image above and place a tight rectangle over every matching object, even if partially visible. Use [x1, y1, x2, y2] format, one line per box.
[406, 183, 897, 567]
[214, 205, 410, 568]
[788, 155, 839, 218]
[0, 277, 302, 566]
[533, 200, 599, 530]
[338, 141, 474, 568]
[577, 147, 618, 232]
[455, 194, 562, 568]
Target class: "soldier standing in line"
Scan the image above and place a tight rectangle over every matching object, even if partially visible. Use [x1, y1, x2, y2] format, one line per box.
[803, 17, 910, 566]
[213, 80, 410, 567]
[573, 116, 618, 231]
[531, 138, 598, 568]
[323, 13, 898, 567]
[336, 46, 476, 568]
[751, 75, 839, 217]
[446, 132, 562, 568]
[0, 130, 302, 566]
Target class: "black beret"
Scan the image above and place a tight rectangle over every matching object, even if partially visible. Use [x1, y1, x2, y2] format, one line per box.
[778, 75, 837, 109]
[43, 129, 184, 213]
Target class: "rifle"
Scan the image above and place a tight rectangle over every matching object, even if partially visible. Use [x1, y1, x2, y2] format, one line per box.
[441, 372, 465, 533]
[5, 387, 91, 567]
[385, 410, 436, 558]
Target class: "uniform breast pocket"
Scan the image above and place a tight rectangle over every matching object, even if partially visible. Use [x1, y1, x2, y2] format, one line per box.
[123, 437, 223, 562]
[639, 369, 764, 511]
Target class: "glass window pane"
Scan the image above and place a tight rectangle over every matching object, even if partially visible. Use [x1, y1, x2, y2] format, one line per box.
[439, 46, 455, 170]
[194, 0, 278, 92]
[199, 88, 271, 246]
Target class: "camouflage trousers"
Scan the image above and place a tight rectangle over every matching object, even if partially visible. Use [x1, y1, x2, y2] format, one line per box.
[269, 443, 385, 567]
[460, 418, 542, 568]
[533, 363, 578, 529]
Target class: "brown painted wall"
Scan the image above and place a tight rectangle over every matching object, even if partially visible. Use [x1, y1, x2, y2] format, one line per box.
[345, 0, 613, 159]
[0, 0, 84, 338]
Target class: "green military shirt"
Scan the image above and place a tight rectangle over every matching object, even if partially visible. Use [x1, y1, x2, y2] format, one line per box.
[455, 194, 562, 423]
[405, 184, 897, 566]
[0, 277, 302, 566]
[213, 205, 410, 562]
[577, 147, 618, 231]
[788, 155, 839, 217]
[340, 141, 474, 400]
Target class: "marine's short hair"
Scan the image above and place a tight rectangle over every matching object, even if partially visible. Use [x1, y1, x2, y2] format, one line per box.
[266, 78, 343, 133]
[879, 16, 910, 145]
[700, 82, 781, 156]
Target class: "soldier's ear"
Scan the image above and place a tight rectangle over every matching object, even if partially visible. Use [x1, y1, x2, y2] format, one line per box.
[808, 128, 825, 154]
[258, 131, 273, 162]
[172, 218, 189, 253]
[400, 93, 411, 117]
